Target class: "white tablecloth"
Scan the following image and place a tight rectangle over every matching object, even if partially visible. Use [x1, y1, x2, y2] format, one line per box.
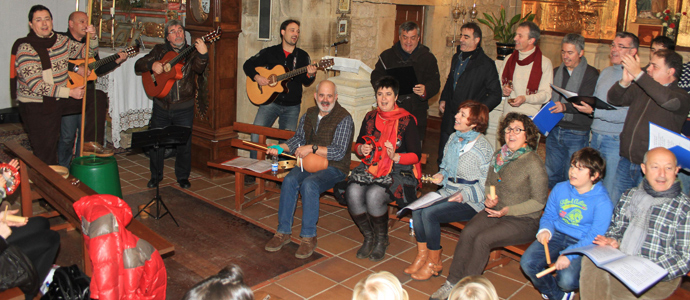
[97, 48, 153, 148]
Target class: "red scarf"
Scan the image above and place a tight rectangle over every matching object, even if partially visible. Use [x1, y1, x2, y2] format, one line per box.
[366, 106, 421, 183]
[501, 46, 543, 95]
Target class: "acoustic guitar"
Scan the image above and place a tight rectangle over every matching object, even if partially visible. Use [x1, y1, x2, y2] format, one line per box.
[142, 27, 221, 98]
[67, 43, 139, 88]
[246, 58, 334, 105]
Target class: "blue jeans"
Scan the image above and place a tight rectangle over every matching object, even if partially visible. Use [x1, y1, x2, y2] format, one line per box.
[545, 127, 590, 189]
[277, 166, 346, 238]
[612, 157, 643, 203]
[412, 199, 478, 250]
[250, 103, 300, 159]
[590, 132, 620, 203]
[148, 104, 194, 181]
[58, 114, 82, 167]
[521, 231, 583, 300]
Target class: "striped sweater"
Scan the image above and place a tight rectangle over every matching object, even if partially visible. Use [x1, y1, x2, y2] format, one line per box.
[14, 33, 97, 103]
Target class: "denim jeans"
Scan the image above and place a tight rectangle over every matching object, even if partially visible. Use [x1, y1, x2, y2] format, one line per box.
[521, 231, 583, 300]
[612, 157, 643, 203]
[58, 114, 82, 167]
[412, 199, 478, 250]
[545, 127, 590, 189]
[277, 166, 346, 238]
[589, 132, 620, 203]
[250, 103, 300, 159]
[148, 104, 194, 181]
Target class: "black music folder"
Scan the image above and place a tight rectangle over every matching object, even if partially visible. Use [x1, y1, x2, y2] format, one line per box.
[385, 66, 418, 95]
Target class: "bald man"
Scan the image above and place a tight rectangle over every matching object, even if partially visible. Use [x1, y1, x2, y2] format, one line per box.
[264, 80, 354, 259]
[580, 147, 690, 300]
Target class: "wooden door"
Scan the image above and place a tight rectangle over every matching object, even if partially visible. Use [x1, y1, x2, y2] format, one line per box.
[394, 5, 425, 44]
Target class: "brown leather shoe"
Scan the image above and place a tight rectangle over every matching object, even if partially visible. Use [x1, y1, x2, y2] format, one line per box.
[404, 242, 429, 274]
[265, 233, 291, 252]
[82, 142, 114, 157]
[295, 236, 317, 259]
[411, 248, 443, 281]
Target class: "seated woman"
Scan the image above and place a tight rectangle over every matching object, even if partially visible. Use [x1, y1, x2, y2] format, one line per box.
[1, 159, 60, 299]
[430, 112, 549, 300]
[347, 76, 422, 262]
[405, 100, 494, 281]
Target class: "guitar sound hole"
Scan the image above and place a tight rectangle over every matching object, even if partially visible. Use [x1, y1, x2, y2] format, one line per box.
[268, 74, 278, 87]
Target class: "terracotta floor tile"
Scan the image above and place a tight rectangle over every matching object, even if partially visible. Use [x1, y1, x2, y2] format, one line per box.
[126, 164, 150, 175]
[242, 203, 278, 221]
[390, 224, 416, 241]
[507, 283, 544, 300]
[483, 271, 526, 299]
[186, 178, 216, 191]
[386, 235, 415, 256]
[129, 177, 152, 189]
[370, 257, 412, 284]
[403, 272, 447, 295]
[340, 270, 374, 289]
[315, 233, 359, 256]
[119, 170, 144, 182]
[397, 246, 419, 264]
[487, 260, 529, 284]
[213, 196, 237, 210]
[315, 214, 352, 232]
[115, 158, 137, 168]
[258, 213, 280, 229]
[439, 235, 459, 256]
[319, 202, 343, 213]
[262, 198, 281, 210]
[405, 285, 430, 300]
[331, 207, 352, 219]
[276, 269, 336, 298]
[334, 224, 363, 242]
[194, 186, 234, 200]
[309, 257, 365, 282]
[340, 248, 386, 269]
[254, 283, 303, 300]
[309, 284, 352, 300]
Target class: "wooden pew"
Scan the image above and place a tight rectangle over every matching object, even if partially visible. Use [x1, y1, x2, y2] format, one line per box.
[2, 141, 174, 275]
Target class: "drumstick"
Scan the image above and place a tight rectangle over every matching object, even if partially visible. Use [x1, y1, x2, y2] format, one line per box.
[489, 186, 496, 198]
[242, 141, 297, 159]
[544, 242, 551, 264]
[536, 266, 557, 278]
[3, 205, 6, 223]
[5, 215, 27, 223]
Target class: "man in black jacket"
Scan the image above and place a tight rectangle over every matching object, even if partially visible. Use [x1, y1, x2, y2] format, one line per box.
[371, 21, 440, 141]
[58, 11, 128, 167]
[134, 20, 208, 189]
[243, 20, 316, 163]
[437, 22, 502, 165]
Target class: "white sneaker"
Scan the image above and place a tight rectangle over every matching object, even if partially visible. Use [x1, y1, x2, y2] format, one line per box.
[541, 294, 549, 299]
[430, 281, 454, 300]
[562, 292, 576, 300]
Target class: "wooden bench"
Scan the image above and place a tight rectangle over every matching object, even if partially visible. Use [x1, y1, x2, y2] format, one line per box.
[207, 122, 428, 211]
[0, 141, 174, 299]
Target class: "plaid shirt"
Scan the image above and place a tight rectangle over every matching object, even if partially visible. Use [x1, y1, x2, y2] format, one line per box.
[606, 186, 690, 280]
[285, 113, 354, 161]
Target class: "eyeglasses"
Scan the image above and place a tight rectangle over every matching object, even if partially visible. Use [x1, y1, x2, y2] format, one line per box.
[610, 43, 633, 50]
[504, 127, 525, 134]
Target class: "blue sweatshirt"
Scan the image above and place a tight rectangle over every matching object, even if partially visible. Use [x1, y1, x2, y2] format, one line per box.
[590, 65, 630, 135]
[539, 181, 614, 260]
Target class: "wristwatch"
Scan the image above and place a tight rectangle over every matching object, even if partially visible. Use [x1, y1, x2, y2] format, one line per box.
[73, 65, 79, 73]
[312, 145, 318, 154]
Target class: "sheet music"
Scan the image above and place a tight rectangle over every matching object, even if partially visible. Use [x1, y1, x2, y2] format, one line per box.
[648, 122, 690, 150]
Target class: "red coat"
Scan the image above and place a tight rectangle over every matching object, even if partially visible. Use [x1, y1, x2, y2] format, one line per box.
[73, 195, 166, 300]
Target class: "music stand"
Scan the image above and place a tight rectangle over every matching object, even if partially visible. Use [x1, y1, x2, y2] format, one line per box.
[130, 125, 191, 226]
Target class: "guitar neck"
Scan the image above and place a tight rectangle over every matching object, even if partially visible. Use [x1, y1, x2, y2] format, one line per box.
[168, 45, 198, 66]
[276, 65, 311, 82]
[90, 52, 120, 70]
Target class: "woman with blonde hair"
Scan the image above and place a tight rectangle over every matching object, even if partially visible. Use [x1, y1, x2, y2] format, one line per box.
[352, 271, 409, 300]
[448, 275, 498, 300]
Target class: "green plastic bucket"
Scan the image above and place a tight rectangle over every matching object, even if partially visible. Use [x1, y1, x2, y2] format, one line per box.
[70, 156, 122, 198]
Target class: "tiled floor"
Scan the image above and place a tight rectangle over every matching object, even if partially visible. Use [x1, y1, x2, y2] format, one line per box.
[113, 152, 561, 300]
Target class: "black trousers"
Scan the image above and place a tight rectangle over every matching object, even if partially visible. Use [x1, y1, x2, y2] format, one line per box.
[7, 217, 60, 293]
[148, 104, 193, 181]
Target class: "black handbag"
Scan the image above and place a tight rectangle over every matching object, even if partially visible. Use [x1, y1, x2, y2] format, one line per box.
[0, 244, 39, 296]
[41, 265, 90, 300]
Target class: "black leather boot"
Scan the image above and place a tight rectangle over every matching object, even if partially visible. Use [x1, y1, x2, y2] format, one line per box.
[351, 213, 375, 259]
[369, 214, 390, 261]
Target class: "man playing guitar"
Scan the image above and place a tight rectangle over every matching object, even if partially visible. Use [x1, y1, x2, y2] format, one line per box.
[134, 20, 208, 189]
[242, 19, 316, 184]
[57, 11, 129, 167]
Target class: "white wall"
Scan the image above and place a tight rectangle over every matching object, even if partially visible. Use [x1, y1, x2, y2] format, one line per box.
[1, 0, 86, 109]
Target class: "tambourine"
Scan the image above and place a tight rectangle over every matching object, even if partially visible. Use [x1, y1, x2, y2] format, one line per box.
[0, 163, 20, 195]
[361, 135, 379, 166]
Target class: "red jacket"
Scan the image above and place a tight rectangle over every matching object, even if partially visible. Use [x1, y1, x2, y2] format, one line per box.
[73, 195, 167, 300]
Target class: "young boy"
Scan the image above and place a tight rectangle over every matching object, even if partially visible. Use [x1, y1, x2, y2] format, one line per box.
[520, 147, 614, 300]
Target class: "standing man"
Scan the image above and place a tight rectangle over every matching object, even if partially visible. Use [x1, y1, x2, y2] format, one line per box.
[545, 33, 599, 189]
[134, 20, 208, 189]
[11, 5, 98, 165]
[497, 21, 553, 121]
[607, 49, 690, 201]
[371, 21, 440, 141]
[437, 22, 501, 165]
[57, 11, 128, 167]
[581, 32, 639, 202]
[264, 80, 354, 259]
[580, 148, 690, 300]
[243, 19, 316, 170]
